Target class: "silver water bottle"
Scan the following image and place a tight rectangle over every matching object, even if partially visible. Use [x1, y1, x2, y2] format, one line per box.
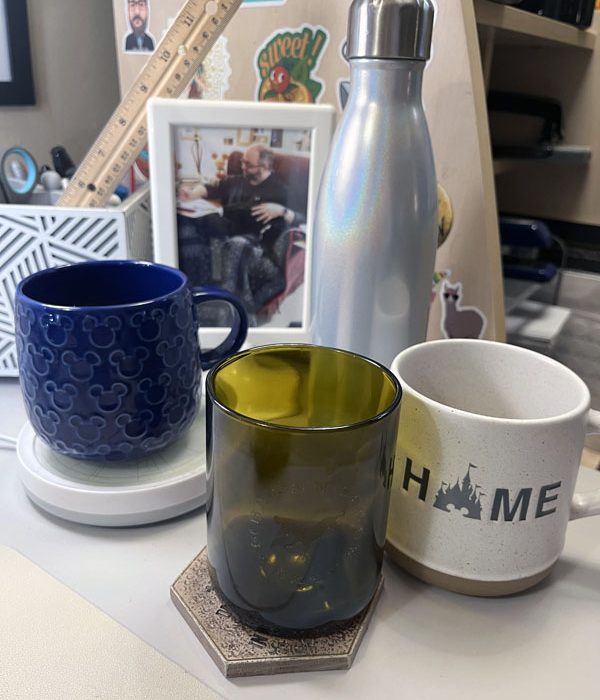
[310, 0, 437, 367]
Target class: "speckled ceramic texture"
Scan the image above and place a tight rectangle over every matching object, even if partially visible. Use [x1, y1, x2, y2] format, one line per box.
[14, 261, 246, 462]
[387, 339, 594, 592]
[170, 547, 383, 678]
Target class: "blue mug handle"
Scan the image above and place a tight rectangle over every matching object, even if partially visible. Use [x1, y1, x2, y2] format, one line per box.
[192, 287, 248, 369]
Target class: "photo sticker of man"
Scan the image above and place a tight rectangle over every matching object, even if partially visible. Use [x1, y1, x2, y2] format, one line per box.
[124, 0, 155, 53]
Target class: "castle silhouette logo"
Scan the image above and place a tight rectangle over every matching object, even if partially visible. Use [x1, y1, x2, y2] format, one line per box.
[433, 463, 484, 520]
[400, 457, 562, 522]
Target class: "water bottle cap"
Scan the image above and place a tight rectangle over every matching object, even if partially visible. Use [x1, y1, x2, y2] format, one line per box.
[346, 0, 435, 61]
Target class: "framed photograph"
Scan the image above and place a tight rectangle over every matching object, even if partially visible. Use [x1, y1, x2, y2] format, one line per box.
[0, 0, 35, 106]
[147, 98, 335, 348]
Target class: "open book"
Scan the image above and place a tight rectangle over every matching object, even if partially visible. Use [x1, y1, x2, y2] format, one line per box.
[177, 198, 223, 218]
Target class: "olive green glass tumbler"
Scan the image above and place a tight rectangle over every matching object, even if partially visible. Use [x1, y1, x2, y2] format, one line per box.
[205, 344, 402, 634]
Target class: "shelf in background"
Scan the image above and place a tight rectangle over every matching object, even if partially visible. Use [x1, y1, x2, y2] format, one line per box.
[474, 0, 596, 50]
[503, 277, 542, 314]
[493, 145, 593, 174]
[505, 299, 571, 343]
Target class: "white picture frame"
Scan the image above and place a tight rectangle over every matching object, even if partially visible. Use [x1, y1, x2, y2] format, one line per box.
[147, 98, 335, 348]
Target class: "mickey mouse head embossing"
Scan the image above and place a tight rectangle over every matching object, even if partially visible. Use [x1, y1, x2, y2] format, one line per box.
[109, 348, 149, 379]
[89, 383, 128, 413]
[20, 368, 40, 402]
[131, 309, 165, 342]
[177, 363, 201, 391]
[168, 299, 193, 331]
[15, 334, 25, 358]
[156, 336, 185, 368]
[62, 351, 102, 382]
[186, 324, 199, 347]
[82, 315, 122, 349]
[17, 305, 36, 336]
[68, 415, 107, 443]
[40, 314, 74, 348]
[52, 438, 72, 454]
[139, 374, 171, 406]
[26, 343, 56, 376]
[44, 380, 78, 412]
[54, 438, 90, 457]
[141, 430, 174, 452]
[92, 444, 112, 458]
[103, 442, 135, 460]
[32, 406, 61, 437]
[116, 410, 154, 439]
[164, 395, 191, 427]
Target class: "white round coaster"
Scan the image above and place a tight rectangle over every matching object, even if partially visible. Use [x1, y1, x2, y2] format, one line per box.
[16, 404, 207, 527]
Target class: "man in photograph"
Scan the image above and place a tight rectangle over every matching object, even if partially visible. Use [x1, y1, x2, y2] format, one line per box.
[179, 145, 299, 236]
[177, 145, 304, 320]
[124, 0, 155, 52]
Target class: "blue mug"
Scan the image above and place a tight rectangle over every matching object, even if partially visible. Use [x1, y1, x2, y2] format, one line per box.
[15, 260, 248, 461]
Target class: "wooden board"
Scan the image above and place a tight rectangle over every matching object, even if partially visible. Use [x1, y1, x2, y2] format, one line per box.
[112, 0, 506, 341]
[424, 0, 505, 341]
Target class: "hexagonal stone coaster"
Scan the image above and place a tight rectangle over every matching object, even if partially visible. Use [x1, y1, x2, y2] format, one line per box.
[170, 547, 383, 678]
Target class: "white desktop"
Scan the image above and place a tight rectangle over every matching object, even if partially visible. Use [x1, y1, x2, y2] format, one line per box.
[1, 377, 599, 699]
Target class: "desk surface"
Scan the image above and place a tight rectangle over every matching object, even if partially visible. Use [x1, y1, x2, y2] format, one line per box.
[1, 377, 599, 699]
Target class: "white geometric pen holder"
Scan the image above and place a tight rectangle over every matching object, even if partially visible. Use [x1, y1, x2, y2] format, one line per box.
[0, 186, 152, 377]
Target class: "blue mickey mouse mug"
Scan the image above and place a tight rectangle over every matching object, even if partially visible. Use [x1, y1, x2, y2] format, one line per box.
[15, 260, 248, 461]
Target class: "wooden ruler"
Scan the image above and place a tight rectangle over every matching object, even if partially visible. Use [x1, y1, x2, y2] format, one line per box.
[58, 0, 243, 209]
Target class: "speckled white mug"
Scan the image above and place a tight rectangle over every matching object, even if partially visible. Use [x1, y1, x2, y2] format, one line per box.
[386, 339, 600, 596]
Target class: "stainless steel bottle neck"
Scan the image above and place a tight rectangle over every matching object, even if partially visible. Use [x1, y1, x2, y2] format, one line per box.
[346, 0, 435, 61]
[347, 58, 425, 105]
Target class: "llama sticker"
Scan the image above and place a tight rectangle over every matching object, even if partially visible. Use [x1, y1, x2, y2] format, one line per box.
[440, 280, 487, 339]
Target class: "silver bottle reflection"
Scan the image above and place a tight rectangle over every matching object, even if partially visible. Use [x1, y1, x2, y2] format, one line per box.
[311, 0, 437, 367]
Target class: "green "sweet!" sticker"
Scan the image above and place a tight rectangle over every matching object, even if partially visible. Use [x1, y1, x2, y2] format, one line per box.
[255, 25, 329, 104]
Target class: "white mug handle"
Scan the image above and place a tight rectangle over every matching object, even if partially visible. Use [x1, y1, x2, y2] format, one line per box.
[570, 408, 600, 520]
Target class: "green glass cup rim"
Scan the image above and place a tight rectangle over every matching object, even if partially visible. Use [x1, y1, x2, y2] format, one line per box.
[206, 343, 402, 433]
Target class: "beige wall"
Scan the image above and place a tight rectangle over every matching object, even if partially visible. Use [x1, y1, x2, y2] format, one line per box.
[0, 0, 120, 167]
